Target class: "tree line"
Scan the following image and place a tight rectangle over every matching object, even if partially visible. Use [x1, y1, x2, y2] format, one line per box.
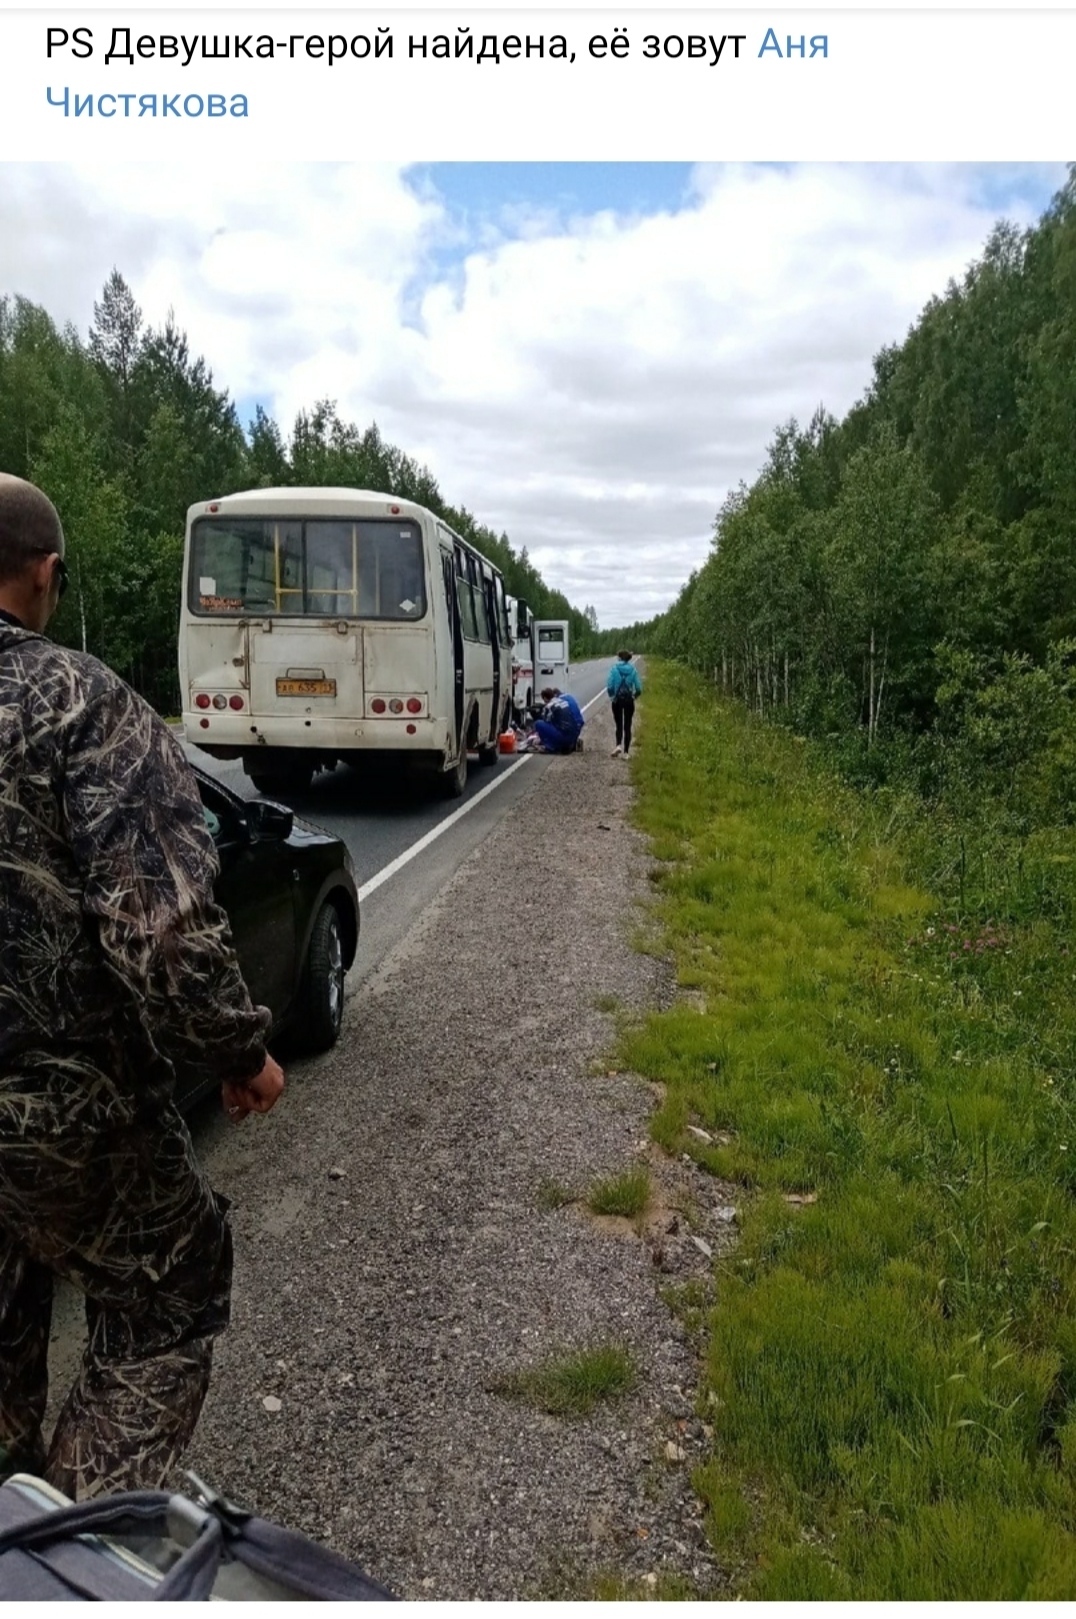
[621, 167, 1076, 842]
[0, 270, 597, 711]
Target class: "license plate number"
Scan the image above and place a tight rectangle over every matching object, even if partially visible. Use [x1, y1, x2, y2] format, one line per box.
[276, 678, 336, 697]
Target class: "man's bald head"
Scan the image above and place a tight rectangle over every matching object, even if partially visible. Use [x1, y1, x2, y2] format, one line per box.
[0, 474, 65, 586]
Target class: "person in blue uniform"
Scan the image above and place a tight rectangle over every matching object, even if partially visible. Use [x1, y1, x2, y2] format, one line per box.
[534, 687, 585, 753]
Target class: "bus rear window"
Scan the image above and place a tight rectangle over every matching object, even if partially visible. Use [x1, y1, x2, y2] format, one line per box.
[190, 518, 426, 620]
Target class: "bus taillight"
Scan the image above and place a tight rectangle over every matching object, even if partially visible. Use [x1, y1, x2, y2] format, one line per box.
[195, 693, 211, 710]
[406, 698, 422, 714]
[370, 698, 387, 714]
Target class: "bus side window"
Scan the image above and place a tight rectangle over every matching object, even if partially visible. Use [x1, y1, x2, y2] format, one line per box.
[455, 547, 478, 640]
[494, 577, 510, 645]
[468, 555, 490, 644]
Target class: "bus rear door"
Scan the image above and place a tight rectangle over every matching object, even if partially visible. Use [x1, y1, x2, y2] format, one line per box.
[247, 618, 363, 733]
[533, 619, 570, 695]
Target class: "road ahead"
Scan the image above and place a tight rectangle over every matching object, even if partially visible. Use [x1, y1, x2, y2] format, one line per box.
[186, 657, 615, 985]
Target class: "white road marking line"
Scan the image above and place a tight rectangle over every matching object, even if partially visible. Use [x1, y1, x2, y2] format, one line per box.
[356, 682, 608, 904]
[356, 754, 533, 903]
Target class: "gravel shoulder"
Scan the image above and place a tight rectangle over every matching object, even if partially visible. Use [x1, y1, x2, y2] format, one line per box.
[180, 706, 736, 1598]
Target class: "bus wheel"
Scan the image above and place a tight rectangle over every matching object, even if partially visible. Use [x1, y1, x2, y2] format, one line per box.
[440, 747, 468, 798]
[249, 761, 314, 796]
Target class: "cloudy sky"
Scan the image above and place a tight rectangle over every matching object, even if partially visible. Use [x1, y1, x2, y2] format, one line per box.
[1, 161, 1066, 627]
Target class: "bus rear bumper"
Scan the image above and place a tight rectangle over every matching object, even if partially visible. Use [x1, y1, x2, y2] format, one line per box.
[182, 712, 457, 779]
[183, 712, 450, 750]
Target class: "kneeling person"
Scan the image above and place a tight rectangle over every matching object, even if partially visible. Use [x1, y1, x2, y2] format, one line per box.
[534, 687, 585, 754]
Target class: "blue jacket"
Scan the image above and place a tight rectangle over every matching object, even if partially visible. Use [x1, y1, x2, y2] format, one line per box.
[607, 660, 642, 700]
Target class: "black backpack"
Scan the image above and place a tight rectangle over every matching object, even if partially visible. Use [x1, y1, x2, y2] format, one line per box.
[0, 1472, 397, 1601]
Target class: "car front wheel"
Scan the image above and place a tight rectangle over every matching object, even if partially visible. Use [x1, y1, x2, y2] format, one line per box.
[294, 902, 346, 1053]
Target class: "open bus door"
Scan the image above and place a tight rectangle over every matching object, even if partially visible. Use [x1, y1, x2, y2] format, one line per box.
[532, 619, 570, 699]
[509, 596, 534, 720]
[442, 548, 465, 757]
[483, 568, 503, 758]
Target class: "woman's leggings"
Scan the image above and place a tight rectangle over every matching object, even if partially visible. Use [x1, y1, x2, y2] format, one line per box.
[612, 696, 635, 752]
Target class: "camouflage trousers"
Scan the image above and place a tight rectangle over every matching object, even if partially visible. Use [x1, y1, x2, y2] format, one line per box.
[0, 1053, 232, 1501]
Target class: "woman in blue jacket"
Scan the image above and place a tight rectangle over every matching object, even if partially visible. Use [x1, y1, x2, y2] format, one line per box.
[606, 651, 642, 756]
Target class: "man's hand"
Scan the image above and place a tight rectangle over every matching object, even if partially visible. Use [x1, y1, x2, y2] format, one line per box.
[222, 1054, 285, 1123]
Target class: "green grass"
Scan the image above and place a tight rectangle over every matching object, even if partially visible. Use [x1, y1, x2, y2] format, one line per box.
[623, 661, 1076, 1598]
[535, 1176, 575, 1211]
[587, 1166, 651, 1219]
[495, 1344, 636, 1417]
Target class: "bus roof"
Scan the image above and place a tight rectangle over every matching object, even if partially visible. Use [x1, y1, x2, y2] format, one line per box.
[185, 487, 429, 523]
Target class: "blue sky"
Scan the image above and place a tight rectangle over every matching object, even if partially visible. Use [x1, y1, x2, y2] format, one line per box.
[410, 160, 1065, 222]
[406, 159, 1065, 251]
[408, 161, 698, 220]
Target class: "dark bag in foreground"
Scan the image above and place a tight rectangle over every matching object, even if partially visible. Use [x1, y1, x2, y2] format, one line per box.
[0, 1472, 397, 1600]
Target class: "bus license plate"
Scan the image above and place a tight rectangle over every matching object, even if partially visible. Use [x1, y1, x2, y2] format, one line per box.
[276, 678, 336, 697]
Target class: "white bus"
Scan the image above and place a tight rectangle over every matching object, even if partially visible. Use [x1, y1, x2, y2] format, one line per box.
[178, 487, 514, 797]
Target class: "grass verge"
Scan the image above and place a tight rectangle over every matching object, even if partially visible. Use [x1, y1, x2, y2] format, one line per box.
[495, 1344, 636, 1417]
[624, 661, 1076, 1598]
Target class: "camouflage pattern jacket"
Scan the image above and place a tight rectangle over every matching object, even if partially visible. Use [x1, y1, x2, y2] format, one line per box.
[0, 620, 270, 1119]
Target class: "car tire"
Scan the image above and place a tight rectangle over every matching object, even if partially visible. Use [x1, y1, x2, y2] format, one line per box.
[294, 901, 346, 1053]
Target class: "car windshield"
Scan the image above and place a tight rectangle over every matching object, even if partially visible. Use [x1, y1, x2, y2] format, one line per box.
[190, 517, 426, 620]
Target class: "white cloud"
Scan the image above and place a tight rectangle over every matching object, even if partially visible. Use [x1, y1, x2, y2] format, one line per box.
[0, 161, 1063, 626]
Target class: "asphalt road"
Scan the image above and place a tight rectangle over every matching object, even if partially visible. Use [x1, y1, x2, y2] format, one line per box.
[186, 657, 614, 988]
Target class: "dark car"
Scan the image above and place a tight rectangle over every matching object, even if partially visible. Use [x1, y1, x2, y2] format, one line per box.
[176, 766, 359, 1109]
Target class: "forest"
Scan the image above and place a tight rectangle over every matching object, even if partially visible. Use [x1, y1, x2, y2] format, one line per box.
[612, 166, 1076, 905]
[0, 271, 597, 712]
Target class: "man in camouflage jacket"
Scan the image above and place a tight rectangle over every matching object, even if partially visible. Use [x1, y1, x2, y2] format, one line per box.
[0, 473, 285, 1499]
